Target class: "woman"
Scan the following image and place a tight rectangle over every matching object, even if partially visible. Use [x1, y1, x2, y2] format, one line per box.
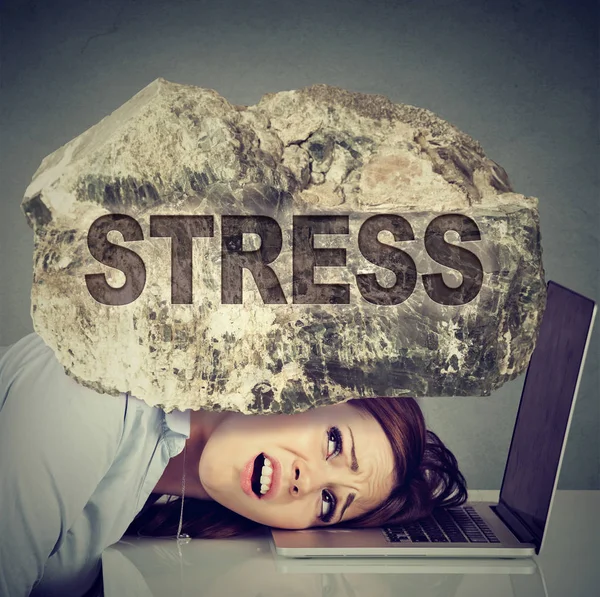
[0, 332, 466, 597]
[127, 394, 467, 539]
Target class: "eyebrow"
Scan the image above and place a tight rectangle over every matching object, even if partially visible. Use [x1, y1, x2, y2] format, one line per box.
[348, 425, 359, 473]
[336, 425, 360, 524]
[337, 492, 356, 524]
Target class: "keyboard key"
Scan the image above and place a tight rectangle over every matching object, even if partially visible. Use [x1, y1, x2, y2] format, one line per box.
[446, 535, 468, 543]
[386, 535, 409, 543]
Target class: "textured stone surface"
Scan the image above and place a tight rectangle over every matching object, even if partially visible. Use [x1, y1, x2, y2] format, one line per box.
[22, 79, 546, 414]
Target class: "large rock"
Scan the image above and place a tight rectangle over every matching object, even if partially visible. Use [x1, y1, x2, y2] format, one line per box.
[22, 79, 546, 414]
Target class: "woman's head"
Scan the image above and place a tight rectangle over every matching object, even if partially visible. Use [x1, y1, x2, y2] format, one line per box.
[197, 398, 397, 529]
[125, 396, 467, 539]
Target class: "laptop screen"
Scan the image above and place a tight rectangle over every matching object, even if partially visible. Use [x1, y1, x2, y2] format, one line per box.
[499, 281, 596, 545]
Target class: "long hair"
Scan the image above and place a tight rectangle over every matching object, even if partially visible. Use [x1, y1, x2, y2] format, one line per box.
[124, 397, 467, 539]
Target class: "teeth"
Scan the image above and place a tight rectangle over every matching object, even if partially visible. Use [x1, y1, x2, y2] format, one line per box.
[259, 459, 274, 494]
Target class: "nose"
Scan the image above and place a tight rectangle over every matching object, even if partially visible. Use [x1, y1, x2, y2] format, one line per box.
[290, 459, 325, 498]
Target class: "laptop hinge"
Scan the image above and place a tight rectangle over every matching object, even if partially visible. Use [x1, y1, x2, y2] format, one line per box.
[492, 503, 536, 544]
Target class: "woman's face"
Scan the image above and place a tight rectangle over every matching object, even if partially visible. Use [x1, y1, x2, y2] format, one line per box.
[198, 402, 397, 529]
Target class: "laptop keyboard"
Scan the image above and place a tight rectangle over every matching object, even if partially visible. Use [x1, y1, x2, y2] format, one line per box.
[383, 505, 501, 544]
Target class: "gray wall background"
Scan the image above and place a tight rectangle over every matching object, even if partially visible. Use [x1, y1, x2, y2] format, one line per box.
[1, 0, 598, 489]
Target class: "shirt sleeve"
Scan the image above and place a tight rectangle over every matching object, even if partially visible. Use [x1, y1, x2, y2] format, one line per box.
[0, 333, 126, 597]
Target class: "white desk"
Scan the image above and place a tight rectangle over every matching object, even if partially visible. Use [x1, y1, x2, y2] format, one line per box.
[102, 491, 599, 597]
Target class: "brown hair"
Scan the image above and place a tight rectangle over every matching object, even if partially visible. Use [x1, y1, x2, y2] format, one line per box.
[124, 397, 467, 539]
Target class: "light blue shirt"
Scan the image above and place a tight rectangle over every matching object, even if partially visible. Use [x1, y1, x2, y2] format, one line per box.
[0, 332, 191, 597]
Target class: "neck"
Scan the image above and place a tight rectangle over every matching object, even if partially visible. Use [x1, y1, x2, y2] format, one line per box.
[152, 410, 230, 500]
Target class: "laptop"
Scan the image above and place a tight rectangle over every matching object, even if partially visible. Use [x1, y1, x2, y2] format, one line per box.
[271, 281, 597, 558]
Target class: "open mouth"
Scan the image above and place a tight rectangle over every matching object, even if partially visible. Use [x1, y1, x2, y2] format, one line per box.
[250, 453, 273, 498]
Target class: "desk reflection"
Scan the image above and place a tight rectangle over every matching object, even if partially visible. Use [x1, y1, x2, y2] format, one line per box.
[102, 533, 547, 597]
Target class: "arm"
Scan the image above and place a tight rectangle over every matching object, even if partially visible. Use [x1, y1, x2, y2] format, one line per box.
[0, 333, 125, 596]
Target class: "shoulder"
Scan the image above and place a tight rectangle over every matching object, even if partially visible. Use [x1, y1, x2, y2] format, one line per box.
[0, 332, 127, 419]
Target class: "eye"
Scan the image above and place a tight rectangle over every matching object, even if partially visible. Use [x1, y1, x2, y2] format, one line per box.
[319, 426, 343, 523]
[320, 489, 337, 523]
[327, 426, 343, 459]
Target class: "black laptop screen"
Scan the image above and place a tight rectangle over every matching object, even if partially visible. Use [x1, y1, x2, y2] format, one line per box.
[499, 282, 596, 544]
